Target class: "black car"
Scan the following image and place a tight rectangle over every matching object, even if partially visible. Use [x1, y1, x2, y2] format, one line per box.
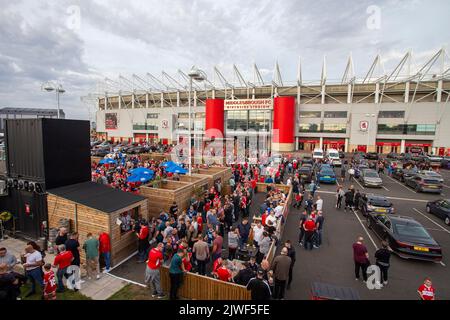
[301, 156, 314, 166]
[387, 152, 399, 159]
[298, 165, 313, 183]
[404, 174, 442, 194]
[91, 148, 109, 157]
[391, 167, 418, 182]
[365, 152, 379, 160]
[426, 199, 450, 225]
[127, 146, 147, 154]
[366, 214, 442, 262]
[338, 151, 345, 159]
[358, 194, 395, 216]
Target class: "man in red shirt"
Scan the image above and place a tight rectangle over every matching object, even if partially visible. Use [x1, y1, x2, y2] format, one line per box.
[43, 263, 57, 300]
[137, 220, 150, 263]
[98, 232, 111, 272]
[145, 242, 165, 299]
[353, 236, 370, 282]
[216, 260, 232, 282]
[303, 218, 316, 250]
[52, 244, 73, 293]
[418, 278, 435, 300]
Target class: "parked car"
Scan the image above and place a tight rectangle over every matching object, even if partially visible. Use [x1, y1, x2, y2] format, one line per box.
[387, 152, 399, 159]
[317, 167, 337, 184]
[426, 199, 450, 226]
[301, 156, 314, 166]
[391, 167, 418, 182]
[365, 152, 379, 160]
[366, 214, 442, 262]
[418, 170, 444, 183]
[312, 148, 324, 160]
[425, 155, 443, 168]
[127, 146, 147, 154]
[326, 149, 342, 167]
[91, 148, 109, 157]
[298, 165, 313, 183]
[354, 164, 369, 179]
[358, 194, 395, 216]
[338, 151, 345, 159]
[404, 174, 443, 194]
[359, 169, 383, 188]
[440, 156, 450, 169]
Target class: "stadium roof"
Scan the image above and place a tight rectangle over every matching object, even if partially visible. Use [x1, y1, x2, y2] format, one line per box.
[0, 107, 65, 116]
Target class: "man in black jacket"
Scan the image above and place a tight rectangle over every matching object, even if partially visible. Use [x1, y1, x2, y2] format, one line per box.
[246, 269, 272, 300]
[284, 240, 296, 290]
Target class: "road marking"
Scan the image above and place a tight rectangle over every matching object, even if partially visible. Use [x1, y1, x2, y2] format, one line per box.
[382, 186, 390, 192]
[317, 190, 429, 203]
[413, 208, 450, 235]
[106, 272, 147, 287]
[353, 177, 365, 190]
[443, 184, 450, 189]
[440, 261, 446, 267]
[351, 208, 379, 250]
[386, 175, 417, 194]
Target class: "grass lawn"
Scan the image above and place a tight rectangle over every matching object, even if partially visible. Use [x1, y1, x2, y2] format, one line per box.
[108, 284, 166, 300]
[20, 283, 91, 300]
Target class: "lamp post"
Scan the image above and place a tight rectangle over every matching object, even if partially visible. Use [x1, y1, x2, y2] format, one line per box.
[187, 67, 207, 176]
[365, 113, 376, 152]
[42, 81, 65, 119]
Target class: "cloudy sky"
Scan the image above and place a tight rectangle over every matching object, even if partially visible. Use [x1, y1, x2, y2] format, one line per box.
[1, 0, 449, 120]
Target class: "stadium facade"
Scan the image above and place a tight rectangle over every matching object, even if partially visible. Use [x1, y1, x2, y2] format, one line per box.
[93, 49, 450, 155]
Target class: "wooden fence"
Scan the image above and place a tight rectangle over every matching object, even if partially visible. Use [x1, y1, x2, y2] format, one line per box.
[160, 266, 251, 300]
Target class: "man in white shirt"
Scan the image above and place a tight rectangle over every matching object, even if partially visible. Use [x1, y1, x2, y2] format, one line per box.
[21, 244, 44, 297]
[252, 221, 264, 247]
[266, 211, 277, 226]
[315, 196, 324, 212]
[274, 203, 284, 219]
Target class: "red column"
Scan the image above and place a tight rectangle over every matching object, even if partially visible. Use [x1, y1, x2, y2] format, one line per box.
[272, 96, 295, 152]
[205, 99, 225, 138]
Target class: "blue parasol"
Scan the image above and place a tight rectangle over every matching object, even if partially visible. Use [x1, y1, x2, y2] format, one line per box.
[99, 158, 118, 165]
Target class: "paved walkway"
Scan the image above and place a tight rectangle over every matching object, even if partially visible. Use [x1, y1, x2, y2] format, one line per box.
[0, 237, 127, 300]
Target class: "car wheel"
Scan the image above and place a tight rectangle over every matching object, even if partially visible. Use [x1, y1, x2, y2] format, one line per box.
[445, 217, 450, 226]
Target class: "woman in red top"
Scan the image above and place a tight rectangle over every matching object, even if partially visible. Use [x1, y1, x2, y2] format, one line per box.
[196, 215, 203, 234]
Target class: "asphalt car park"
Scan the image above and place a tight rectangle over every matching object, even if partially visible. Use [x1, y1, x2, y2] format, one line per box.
[282, 163, 450, 300]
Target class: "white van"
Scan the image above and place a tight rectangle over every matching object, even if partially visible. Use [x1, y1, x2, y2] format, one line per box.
[327, 149, 342, 166]
[312, 148, 324, 160]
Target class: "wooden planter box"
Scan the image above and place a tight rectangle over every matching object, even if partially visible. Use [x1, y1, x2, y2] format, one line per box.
[192, 167, 233, 194]
[177, 174, 209, 193]
[47, 193, 148, 267]
[139, 180, 194, 217]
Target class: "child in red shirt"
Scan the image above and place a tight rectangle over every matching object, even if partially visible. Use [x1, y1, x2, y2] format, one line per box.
[418, 278, 435, 300]
[43, 264, 57, 300]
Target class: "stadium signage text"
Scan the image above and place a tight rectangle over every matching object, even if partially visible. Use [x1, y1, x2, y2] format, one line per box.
[224, 99, 273, 110]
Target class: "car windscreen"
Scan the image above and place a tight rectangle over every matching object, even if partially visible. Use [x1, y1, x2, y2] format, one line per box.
[393, 222, 432, 240]
[313, 152, 323, 156]
[368, 198, 390, 207]
[329, 153, 339, 158]
[299, 168, 311, 173]
[321, 170, 335, 176]
[364, 171, 379, 178]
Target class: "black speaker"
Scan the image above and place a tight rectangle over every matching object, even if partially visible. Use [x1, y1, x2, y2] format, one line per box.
[5, 118, 91, 191]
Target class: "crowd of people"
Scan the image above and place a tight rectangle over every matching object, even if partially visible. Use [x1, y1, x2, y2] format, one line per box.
[0, 230, 112, 300]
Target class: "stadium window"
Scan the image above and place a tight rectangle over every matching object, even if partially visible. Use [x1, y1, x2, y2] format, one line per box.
[299, 111, 321, 118]
[324, 111, 348, 118]
[147, 113, 159, 119]
[299, 123, 321, 133]
[378, 111, 405, 118]
[322, 123, 347, 133]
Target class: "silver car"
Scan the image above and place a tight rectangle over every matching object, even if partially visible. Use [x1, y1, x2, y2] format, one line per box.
[359, 169, 383, 188]
[419, 170, 444, 183]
